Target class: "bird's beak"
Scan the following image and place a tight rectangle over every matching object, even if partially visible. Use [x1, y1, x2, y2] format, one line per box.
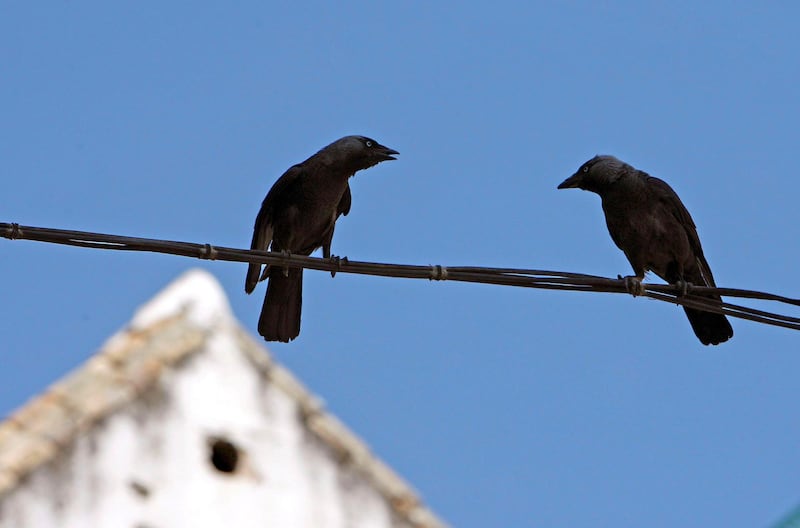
[376, 145, 399, 161]
[557, 172, 582, 189]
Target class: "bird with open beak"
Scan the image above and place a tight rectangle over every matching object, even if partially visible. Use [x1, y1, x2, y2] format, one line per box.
[245, 135, 399, 342]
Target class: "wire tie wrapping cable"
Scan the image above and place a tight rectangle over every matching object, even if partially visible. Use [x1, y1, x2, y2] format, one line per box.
[430, 264, 448, 281]
[668, 279, 691, 298]
[199, 243, 218, 260]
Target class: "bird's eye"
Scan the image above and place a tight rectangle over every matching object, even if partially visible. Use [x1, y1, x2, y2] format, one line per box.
[582, 166, 589, 173]
[365, 140, 373, 147]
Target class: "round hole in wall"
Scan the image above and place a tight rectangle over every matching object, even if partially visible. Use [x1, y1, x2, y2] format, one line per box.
[209, 437, 239, 474]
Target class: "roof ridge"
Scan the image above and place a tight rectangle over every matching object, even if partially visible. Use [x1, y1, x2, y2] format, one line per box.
[0, 313, 206, 495]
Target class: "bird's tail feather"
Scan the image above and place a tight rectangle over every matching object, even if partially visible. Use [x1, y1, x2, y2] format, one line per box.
[683, 304, 733, 346]
[258, 267, 303, 342]
[679, 260, 733, 345]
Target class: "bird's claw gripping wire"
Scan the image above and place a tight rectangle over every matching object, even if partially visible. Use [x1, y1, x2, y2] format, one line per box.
[329, 255, 348, 278]
[280, 250, 292, 277]
[618, 275, 645, 297]
[258, 249, 293, 281]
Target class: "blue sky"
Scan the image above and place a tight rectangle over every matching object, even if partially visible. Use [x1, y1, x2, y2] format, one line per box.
[1, 2, 799, 526]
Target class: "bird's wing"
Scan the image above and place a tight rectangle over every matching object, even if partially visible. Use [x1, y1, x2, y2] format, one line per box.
[245, 165, 304, 293]
[646, 175, 716, 286]
[338, 184, 352, 217]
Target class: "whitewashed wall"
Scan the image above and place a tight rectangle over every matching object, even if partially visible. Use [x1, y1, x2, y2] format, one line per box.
[0, 271, 433, 528]
[0, 334, 406, 528]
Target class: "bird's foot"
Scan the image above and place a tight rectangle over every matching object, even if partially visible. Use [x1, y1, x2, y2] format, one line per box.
[674, 279, 692, 297]
[280, 250, 292, 277]
[618, 275, 645, 297]
[329, 255, 348, 278]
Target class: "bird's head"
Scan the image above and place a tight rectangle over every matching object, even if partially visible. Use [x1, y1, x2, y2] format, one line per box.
[319, 135, 399, 172]
[558, 155, 627, 194]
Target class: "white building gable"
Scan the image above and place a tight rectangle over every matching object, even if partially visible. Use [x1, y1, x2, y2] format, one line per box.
[0, 269, 445, 528]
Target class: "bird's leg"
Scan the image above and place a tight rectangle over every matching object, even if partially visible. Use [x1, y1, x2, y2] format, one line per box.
[322, 241, 336, 278]
[280, 250, 291, 277]
[618, 274, 646, 297]
[322, 237, 347, 278]
[328, 255, 348, 278]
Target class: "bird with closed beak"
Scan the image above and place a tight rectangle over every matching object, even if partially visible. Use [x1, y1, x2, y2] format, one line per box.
[245, 135, 399, 342]
[558, 155, 733, 345]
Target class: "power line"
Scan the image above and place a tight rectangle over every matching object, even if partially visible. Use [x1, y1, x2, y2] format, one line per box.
[2, 222, 799, 332]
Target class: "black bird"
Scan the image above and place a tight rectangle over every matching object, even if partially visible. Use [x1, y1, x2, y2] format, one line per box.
[558, 155, 733, 345]
[245, 135, 399, 342]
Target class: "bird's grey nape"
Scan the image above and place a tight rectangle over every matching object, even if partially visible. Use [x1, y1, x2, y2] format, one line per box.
[588, 155, 629, 180]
